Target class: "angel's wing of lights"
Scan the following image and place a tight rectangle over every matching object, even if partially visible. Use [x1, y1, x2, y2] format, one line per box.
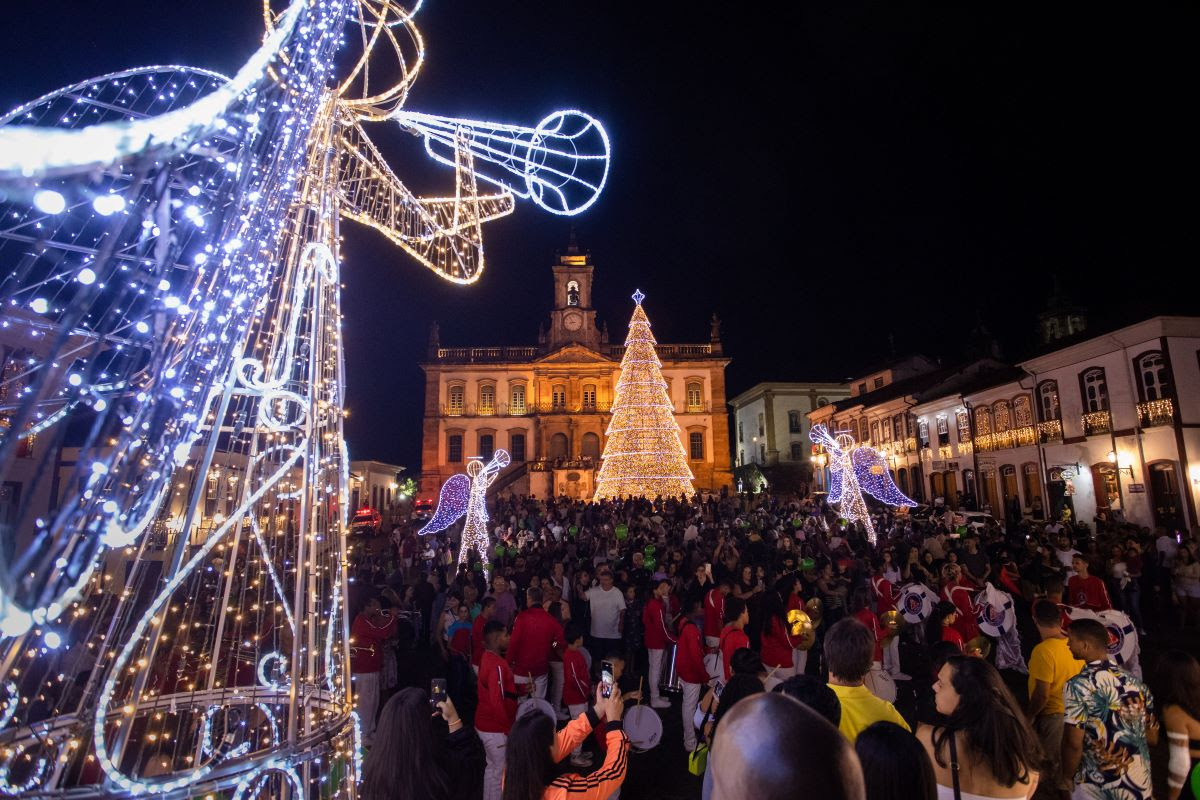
[418, 473, 471, 535]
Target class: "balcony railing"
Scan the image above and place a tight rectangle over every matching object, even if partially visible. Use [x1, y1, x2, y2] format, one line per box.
[1137, 398, 1174, 427]
[1081, 410, 1112, 436]
[528, 456, 600, 472]
[435, 346, 540, 362]
[532, 400, 614, 414]
[1038, 419, 1062, 443]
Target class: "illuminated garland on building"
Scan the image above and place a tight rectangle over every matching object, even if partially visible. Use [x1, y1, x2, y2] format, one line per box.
[810, 424, 916, 544]
[594, 290, 695, 500]
[0, 0, 607, 796]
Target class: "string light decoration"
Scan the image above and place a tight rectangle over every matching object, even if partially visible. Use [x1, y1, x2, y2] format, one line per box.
[419, 450, 510, 579]
[593, 290, 695, 500]
[0, 0, 608, 796]
[810, 424, 916, 544]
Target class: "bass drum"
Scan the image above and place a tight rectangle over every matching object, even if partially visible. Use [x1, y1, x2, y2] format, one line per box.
[896, 583, 937, 624]
[624, 705, 664, 752]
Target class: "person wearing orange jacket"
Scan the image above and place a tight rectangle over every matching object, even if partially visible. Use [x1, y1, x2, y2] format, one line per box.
[675, 607, 710, 753]
[477, 620, 523, 800]
[501, 682, 629, 800]
[642, 578, 678, 709]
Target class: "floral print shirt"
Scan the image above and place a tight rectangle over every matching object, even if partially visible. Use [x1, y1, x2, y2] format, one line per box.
[1063, 659, 1156, 799]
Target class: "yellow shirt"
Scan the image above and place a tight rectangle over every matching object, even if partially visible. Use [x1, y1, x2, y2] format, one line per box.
[828, 682, 911, 741]
[1027, 636, 1083, 716]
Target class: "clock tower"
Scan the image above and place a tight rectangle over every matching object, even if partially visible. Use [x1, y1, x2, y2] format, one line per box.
[547, 230, 600, 351]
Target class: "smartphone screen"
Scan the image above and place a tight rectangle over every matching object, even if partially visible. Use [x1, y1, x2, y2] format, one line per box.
[430, 678, 447, 709]
[600, 661, 614, 699]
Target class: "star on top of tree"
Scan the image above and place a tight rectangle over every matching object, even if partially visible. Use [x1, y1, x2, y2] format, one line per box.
[631, 288, 645, 305]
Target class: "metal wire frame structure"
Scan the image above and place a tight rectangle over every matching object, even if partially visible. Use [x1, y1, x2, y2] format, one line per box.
[0, 0, 608, 796]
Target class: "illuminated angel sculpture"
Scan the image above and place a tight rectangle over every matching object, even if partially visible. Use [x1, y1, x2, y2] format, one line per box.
[809, 424, 916, 544]
[0, 1, 606, 795]
[420, 449, 511, 579]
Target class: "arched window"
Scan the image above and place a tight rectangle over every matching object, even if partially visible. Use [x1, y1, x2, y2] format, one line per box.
[788, 410, 801, 433]
[1081, 367, 1108, 412]
[1037, 380, 1060, 421]
[935, 416, 949, 446]
[447, 384, 464, 415]
[566, 280, 580, 306]
[992, 400, 1012, 433]
[1013, 395, 1033, 428]
[510, 432, 526, 462]
[552, 384, 566, 410]
[510, 383, 526, 415]
[917, 419, 930, 448]
[880, 417, 892, 443]
[1000, 464, 1019, 505]
[582, 384, 597, 411]
[974, 407, 993, 436]
[479, 384, 495, 415]
[870, 420, 880, 443]
[955, 409, 971, 443]
[479, 433, 494, 461]
[892, 414, 903, 441]
[1137, 351, 1169, 400]
[581, 432, 600, 459]
[859, 417, 869, 441]
[689, 431, 705, 460]
[790, 442, 804, 460]
[849, 419, 860, 440]
[686, 382, 703, 412]
[549, 433, 569, 459]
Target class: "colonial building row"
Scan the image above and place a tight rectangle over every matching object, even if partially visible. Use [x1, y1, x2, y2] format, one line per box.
[418, 238, 733, 501]
[802, 315, 1200, 532]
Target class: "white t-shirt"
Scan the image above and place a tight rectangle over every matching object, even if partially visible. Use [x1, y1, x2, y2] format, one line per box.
[586, 585, 626, 639]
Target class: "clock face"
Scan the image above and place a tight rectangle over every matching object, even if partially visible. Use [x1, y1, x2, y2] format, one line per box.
[564, 312, 582, 331]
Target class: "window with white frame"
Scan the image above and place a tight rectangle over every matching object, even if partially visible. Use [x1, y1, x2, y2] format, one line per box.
[510, 383, 526, 414]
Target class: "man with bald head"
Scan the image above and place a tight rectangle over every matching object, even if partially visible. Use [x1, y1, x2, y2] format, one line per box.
[709, 692, 865, 800]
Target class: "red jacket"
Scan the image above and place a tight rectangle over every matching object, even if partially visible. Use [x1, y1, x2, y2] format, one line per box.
[1067, 574, 1112, 612]
[852, 607, 884, 662]
[507, 607, 564, 678]
[476, 649, 518, 733]
[675, 618, 709, 684]
[471, 613, 489, 667]
[760, 616, 797, 669]
[870, 574, 894, 610]
[719, 624, 750, 683]
[643, 597, 678, 650]
[350, 613, 396, 674]
[704, 588, 725, 639]
[943, 579, 980, 641]
[562, 647, 591, 706]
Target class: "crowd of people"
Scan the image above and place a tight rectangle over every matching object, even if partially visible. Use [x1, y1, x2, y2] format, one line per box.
[349, 489, 1200, 800]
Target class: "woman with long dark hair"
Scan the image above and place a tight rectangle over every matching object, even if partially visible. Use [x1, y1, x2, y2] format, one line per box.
[856, 721, 937, 800]
[917, 655, 1041, 799]
[760, 577, 799, 679]
[924, 600, 963, 652]
[502, 683, 628, 800]
[1158, 650, 1200, 800]
[360, 687, 484, 800]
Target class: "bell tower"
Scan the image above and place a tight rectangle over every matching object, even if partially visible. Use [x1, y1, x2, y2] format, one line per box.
[548, 228, 600, 350]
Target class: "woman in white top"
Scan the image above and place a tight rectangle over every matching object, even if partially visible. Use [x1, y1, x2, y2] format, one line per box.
[916, 655, 1041, 800]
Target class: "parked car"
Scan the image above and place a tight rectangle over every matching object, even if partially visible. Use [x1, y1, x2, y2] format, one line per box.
[410, 497, 434, 522]
[350, 507, 381, 536]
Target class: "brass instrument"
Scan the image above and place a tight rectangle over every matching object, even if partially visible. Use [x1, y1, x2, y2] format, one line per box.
[804, 597, 823, 627]
[965, 636, 992, 659]
[879, 609, 904, 643]
[788, 609, 817, 651]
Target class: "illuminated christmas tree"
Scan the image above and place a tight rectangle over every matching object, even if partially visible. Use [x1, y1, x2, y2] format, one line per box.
[594, 290, 695, 499]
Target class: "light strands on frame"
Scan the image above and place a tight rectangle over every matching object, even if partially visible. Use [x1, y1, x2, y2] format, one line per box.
[594, 290, 695, 500]
[420, 449, 511, 579]
[809, 424, 917, 544]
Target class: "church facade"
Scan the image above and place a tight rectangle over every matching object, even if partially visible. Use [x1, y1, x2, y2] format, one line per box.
[418, 242, 733, 501]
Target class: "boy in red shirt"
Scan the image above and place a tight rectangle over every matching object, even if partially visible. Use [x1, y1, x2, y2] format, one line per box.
[1067, 555, 1112, 611]
[719, 596, 750, 683]
[508, 586, 563, 700]
[643, 578, 678, 708]
[675, 607, 711, 752]
[561, 622, 594, 768]
[704, 578, 731, 647]
[350, 597, 397, 746]
[476, 620, 522, 800]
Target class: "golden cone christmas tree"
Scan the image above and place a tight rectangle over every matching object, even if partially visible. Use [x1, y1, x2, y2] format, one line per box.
[594, 290, 695, 499]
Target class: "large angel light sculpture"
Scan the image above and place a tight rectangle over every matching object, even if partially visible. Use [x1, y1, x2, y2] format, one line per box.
[420, 449, 511, 579]
[0, 0, 606, 796]
[809, 424, 916, 544]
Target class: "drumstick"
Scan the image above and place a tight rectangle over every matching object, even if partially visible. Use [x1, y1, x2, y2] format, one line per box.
[765, 665, 779, 680]
[636, 676, 644, 706]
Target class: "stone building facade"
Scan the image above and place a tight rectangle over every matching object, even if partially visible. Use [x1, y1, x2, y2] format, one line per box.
[418, 242, 733, 501]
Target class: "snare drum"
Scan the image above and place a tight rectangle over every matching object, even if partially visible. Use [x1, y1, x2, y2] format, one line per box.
[660, 642, 682, 695]
[515, 698, 556, 723]
[623, 705, 663, 752]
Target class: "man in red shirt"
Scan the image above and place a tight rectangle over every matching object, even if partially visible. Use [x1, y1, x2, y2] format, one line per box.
[507, 586, 563, 701]
[719, 597, 750, 683]
[560, 622, 594, 768]
[1067, 555, 1112, 611]
[870, 557, 908, 680]
[471, 596, 496, 675]
[676, 608, 711, 753]
[643, 578, 678, 709]
[704, 578, 731, 648]
[350, 597, 397, 746]
[476, 620, 521, 800]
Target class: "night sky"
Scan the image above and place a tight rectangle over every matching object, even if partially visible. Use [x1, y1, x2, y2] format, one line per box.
[1, 2, 1194, 470]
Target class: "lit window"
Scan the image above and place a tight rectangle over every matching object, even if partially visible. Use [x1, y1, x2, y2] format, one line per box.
[510, 384, 526, 414]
